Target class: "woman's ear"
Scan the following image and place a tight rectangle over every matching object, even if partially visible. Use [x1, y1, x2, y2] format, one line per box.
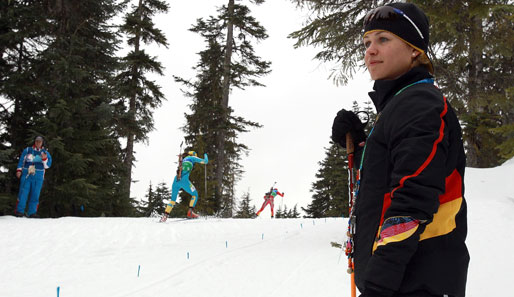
[411, 50, 421, 59]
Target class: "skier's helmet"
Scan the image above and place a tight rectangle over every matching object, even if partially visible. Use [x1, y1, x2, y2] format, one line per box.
[188, 151, 197, 157]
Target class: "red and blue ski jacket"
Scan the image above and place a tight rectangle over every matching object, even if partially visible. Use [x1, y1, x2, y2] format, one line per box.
[17, 145, 52, 173]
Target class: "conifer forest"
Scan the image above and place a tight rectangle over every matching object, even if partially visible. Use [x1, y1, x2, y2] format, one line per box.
[1, 0, 512, 218]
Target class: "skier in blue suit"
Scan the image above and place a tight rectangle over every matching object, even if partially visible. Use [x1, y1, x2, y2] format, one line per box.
[15, 136, 52, 218]
[160, 151, 208, 222]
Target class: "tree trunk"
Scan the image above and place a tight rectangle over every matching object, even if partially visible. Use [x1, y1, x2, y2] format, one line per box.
[6, 44, 22, 195]
[124, 0, 144, 200]
[465, 12, 484, 167]
[215, 0, 234, 216]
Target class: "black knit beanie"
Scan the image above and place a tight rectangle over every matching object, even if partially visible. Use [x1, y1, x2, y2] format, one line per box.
[363, 3, 433, 72]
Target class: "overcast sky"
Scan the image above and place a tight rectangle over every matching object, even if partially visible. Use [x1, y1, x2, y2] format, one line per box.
[131, 0, 374, 213]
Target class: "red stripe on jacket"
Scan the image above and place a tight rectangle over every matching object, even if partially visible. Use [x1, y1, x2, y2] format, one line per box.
[380, 97, 449, 225]
[391, 97, 448, 198]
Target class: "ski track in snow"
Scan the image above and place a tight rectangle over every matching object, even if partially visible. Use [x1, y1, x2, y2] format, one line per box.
[110, 218, 343, 297]
[2, 159, 514, 297]
[0, 216, 346, 297]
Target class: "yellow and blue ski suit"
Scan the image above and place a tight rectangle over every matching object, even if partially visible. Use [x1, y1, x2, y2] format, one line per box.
[166, 153, 208, 210]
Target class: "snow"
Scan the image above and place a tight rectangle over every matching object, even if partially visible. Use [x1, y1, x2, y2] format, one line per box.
[1, 159, 513, 297]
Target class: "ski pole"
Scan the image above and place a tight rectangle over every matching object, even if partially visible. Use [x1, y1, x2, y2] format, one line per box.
[346, 132, 357, 297]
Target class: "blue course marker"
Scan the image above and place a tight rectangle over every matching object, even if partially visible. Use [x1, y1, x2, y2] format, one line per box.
[138, 265, 141, 277]
[262, 233, 264, 240]
[187, 252, 190, 259]
[226, 241, 228, 248]
[57, 286, 60, 297]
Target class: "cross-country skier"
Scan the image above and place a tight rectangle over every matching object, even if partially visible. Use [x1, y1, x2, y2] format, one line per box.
[331, 3, 468, 297]
[256, 188, 284, 218]
[15, 136, 52, 218]
[160, 151, 208, 222]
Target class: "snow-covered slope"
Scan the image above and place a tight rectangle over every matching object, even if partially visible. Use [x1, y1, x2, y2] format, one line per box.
[1, 159, 513, 297]
[464, 158, 514, 297]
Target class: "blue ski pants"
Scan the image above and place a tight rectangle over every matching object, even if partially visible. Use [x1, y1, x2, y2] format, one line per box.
[170, 176, 199, 208]
[17, 169, 45, 216]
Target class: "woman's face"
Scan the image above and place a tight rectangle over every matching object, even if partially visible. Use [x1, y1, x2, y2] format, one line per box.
[363, 30, 419, 80]
[34, 139, 43, 149]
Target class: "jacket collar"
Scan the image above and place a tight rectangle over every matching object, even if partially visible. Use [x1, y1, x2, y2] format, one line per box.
[368, 67, 433, 113]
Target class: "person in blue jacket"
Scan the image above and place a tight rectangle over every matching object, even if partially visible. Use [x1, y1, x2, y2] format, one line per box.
[15, 136, 52, 218]
[160, 151, 208, 222]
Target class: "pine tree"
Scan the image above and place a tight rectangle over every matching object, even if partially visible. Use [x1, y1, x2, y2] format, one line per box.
[0, 145, 15, 215]
[174, 39, 223, 215]
[138, 182, 153, 216]
[303, 140, 349, 218]
[289, 0, 376, 85]
[216, 0, 271, 216]
[282, 205, 289, 218]
[302, 99, 373, 219]
[115, 0, 169, 202]
[275, 205, 283, 218]
[29, 0, 131, 217]
[275, 204, 300, 218]
[152, 182, 169, 216]
[176, 0, 270, 217]
[235, 191, 256, 218]
[291, 204, 300, 218]
[139, 181, 167, 217]
[0, 0, 49, 212]
[289, 0, 514, 167]
[418, 1, 514, 166]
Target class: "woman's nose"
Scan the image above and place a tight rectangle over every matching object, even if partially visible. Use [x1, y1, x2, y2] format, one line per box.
[365, 43, 378, 56]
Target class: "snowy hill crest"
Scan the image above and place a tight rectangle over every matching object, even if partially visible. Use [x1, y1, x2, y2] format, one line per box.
[1, 159, 513, 297]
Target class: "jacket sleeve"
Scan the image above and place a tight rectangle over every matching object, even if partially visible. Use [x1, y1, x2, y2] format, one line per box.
[43, 150, 52, 169]
[190, 156, 207, 165]
[17, 148, 29, 171]
[363, 87, 449, 293]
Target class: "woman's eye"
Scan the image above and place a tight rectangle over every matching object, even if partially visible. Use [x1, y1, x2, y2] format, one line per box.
[364, 41, 371, 48]
[379, 37, 389, 42]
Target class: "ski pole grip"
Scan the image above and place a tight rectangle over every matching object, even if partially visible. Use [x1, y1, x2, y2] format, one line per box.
[346, 133, 354, 155]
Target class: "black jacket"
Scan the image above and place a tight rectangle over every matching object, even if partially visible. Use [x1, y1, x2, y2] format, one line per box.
[353, 67, 469, 297]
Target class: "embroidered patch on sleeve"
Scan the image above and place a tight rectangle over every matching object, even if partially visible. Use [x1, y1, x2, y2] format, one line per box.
[377, 216, 419, 247]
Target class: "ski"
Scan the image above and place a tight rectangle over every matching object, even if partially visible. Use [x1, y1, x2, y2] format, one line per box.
[158, 216, 208, 223]
[158, 217, 189, 223]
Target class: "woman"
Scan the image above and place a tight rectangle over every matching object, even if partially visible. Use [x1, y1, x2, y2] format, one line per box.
[160, 151, 208, 222]
[15, 136, 52, 218]
[256, 188, 285, 218]
[332, 3, 469, 297]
